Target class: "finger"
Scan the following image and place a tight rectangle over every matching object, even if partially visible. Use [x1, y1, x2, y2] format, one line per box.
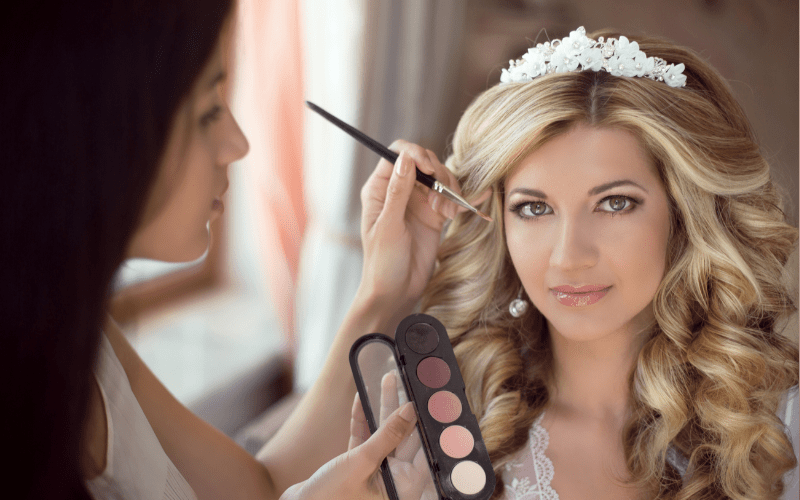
[349, 392, 370, 451]
[378, 150, 418, 229]
[388, 140, 435, 176]
[390, 142, 452, 222]
[379, 370, 399, 427]
[425, 149, 462, 220]
[360, 157, 395, 233]
[415, 446, 438, 499]
[353, 402, 417, 472]
[394, 427, 422, 464]
[392, 376, 420, 462]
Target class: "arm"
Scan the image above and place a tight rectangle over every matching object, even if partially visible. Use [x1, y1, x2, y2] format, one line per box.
[103, 318, 278, 499]
[258, 143, 461, 494]
[105, 142, 458, 498]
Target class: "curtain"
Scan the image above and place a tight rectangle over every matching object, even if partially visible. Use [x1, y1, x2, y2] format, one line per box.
[295, 0, 466, 389]
[231, 0, 306, 349]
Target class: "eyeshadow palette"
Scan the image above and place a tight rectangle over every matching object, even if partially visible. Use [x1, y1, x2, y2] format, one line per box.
[350, 313, 495, 500]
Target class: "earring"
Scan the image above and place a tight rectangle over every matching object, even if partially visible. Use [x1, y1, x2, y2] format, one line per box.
[509, 288, 529, 318]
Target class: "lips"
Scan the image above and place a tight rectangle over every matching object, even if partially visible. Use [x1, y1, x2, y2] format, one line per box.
[551, 284, 609, 293]
[550, 284, 612, 307]
[212, 180, 229, 212]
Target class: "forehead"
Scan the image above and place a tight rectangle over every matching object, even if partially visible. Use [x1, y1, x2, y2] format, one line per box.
[192, 20, 234, 94]
[505, 125, 656, 191]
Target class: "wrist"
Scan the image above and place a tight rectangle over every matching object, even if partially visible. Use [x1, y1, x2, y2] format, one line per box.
[347, 286, 416, 338]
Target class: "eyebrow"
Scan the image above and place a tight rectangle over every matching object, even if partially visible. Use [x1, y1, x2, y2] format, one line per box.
[588, 179, 648, 196]
[208, 71, 227, 89]
[507, 179, 649, 200]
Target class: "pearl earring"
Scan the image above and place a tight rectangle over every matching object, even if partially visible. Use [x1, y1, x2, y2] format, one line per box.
[509, 288, 529, 318]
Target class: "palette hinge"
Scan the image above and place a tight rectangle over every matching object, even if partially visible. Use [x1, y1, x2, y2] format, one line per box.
[398, 353, 406, 365]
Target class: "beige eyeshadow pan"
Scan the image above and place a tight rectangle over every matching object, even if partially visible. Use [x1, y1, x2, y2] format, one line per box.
[451, 460, 486, 495]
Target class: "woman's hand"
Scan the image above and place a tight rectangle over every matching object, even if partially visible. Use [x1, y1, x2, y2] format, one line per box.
[356, 141, 461, 316]
[279, 396, 418, 500]
[378, 371, 438, 500]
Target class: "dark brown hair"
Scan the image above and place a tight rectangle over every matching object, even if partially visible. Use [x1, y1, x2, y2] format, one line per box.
[0, 1, 233, 497]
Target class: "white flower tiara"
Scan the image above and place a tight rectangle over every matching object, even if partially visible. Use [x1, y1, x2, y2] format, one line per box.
[500, 27, 687, 88]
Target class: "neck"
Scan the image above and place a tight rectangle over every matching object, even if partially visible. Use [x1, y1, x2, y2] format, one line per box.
[547, 320, 650, 427]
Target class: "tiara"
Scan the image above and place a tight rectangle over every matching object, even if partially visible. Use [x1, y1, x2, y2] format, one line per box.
[500, 27, 687, 88]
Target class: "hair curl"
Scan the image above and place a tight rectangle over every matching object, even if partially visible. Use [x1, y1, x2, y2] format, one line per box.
[421, 30, 798, 499]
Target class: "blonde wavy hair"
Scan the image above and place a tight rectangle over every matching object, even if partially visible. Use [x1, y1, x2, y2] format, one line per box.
[421, 30, 799, 499]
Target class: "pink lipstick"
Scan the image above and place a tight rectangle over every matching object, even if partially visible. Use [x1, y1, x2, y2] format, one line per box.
[550, 285, 611, 307]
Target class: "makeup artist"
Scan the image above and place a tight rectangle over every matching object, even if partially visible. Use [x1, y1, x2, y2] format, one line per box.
[2, 1, 459, 499]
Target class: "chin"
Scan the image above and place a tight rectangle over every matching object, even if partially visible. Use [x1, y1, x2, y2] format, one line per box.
[543, 312, 627, 342]
[158, 230, 210, 263]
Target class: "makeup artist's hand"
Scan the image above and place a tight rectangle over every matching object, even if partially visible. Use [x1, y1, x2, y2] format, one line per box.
[279, 396, 418, 500]
[357, 141, 461, 316]
[379, 371, 438, 500]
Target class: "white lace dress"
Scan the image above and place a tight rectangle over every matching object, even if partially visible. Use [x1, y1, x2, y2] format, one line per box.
[501, 387, 799, 500]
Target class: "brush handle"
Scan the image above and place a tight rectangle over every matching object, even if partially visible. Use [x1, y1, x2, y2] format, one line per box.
[305, 101, 435, 189]
[305, 101, 492, 222]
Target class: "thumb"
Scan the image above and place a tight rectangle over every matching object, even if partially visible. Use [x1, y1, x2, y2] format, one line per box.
[354, 401, 417, 470]
[379, 151, 417, 230]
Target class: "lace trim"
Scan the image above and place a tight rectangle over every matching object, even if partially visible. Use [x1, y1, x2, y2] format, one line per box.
[503, 413, 559, 500]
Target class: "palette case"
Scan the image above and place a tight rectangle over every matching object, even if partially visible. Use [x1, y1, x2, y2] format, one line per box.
[349, 313, 495, 500]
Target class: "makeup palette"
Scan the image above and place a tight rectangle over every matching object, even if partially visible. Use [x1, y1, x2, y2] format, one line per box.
[350, 313, 495, 500]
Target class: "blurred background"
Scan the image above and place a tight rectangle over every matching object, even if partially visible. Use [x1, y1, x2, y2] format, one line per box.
[110, 0, 799, 452]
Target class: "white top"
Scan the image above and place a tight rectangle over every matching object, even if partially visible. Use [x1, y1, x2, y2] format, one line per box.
[501, 386, 800, 500]
[85, 334, 197, 500]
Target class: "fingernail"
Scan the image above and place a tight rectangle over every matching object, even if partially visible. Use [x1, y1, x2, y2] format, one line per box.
[396, 152, 410, 177]
[399, 402, 416, 423]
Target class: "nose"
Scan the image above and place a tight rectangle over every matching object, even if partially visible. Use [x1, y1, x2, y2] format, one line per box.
[218, 110, 250, 166]
[548, 215, 598, 272]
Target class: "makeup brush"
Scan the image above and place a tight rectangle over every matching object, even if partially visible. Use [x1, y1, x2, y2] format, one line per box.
[305, 101, 492, 222]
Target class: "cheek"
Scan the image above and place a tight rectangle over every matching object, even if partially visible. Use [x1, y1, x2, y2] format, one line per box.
[607, 210, 670, 301]
[505, 222, 549, 289]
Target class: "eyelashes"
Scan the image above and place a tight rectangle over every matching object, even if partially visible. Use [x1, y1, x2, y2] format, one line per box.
[508, 194, 643, 220]
[200, 105, 223, 127]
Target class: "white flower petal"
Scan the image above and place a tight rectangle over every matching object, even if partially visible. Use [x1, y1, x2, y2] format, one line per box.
[664, 63, 687, 87]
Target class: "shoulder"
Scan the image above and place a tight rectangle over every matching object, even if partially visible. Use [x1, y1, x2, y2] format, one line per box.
[778, 385, 798, 424]
[779, 385, 799, 448]
[778, 386, 799, 500]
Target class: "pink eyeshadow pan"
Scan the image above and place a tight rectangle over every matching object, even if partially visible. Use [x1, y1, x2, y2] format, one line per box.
[440, 425, 473, 459]
[417, 357, 450, 389]
[428, 390, 462, 423]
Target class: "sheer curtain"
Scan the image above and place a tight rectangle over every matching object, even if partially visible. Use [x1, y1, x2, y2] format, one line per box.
[295, 0, 466, 389]
[230, 0, 306, 347]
